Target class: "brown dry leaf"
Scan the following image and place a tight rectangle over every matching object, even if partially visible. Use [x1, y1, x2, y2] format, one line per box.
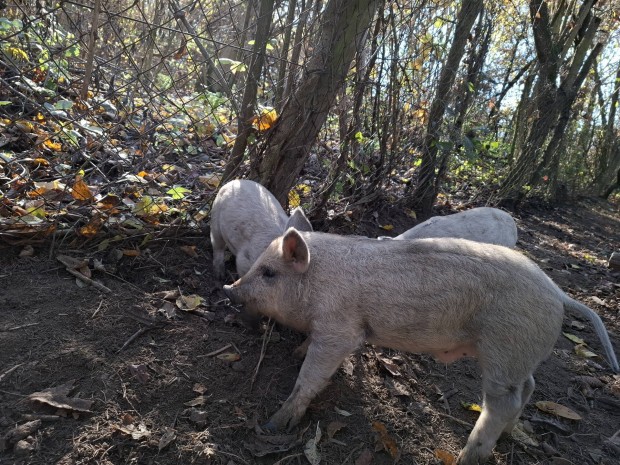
[193, 383, 208, 394]
[116, 422, 151, 440]
[372, 421, 400, 459]
[28, 380, 92, 413]
[563, 332, 585, 345]
[122, 249, 140, 257]
[377, 355, 401, 376]
[535, 401, 582, 420]
[572, 375, 604, 388]
[434, 448, 457, 465]
[97, 194, 121, 210]
[216, 352, 241, 362]
[354, 449, 373, 465]
[180, 245, 198, 257]
[76, 262, 91, 279]
[153, 289, 180, 300]
[78, 217, 103, 238]
[19, 245, 34, 257]
[158, 427, 176, 451]
[303, 423, 322, 465]
[511, 421, 539, 446]
[71, 178, 94, 201]
[326, 421, 346, 439]
[184, 395, 207, 407]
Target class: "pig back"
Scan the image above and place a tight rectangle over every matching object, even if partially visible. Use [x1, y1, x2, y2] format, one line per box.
[299, 233, 563, 355]
[396, 207, 518, 247]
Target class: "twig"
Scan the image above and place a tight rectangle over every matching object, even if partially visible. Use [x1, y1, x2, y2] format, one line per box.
[92, 300, 104, 318]
[57, 255, 112, 293]
[435, 410, 474, 428]
[198, 343, 232, 358]
[251, 320, 274, 390]
[21, 414, 60, 422]
[339, 443, 365, 465]
[5, 322, 39, 331]
[0, 363, 24, 382]
[117, 327, 150, 353]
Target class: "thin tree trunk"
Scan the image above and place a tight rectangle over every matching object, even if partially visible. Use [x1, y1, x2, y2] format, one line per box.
[406, 0, 484, 219]
[274, 0, 298, 110]
[222, 0, 276, 183]
[249, 0, 381, 205]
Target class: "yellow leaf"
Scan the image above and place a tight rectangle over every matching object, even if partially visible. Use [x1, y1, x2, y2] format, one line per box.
[8, 46, 29, 61]
[137, 171, 148, 178]
[72, 179, 94, 201]
[535, 401, 582, 420]
[79, 217, 103, 238]
[15, 120, 35, 132]
[380, 224, 394, 231]
[32, 157, 50, 166]
[434, 449, 457, 465]
[461, 401, 482, 413]
[251, 107, 278, 132]
[176, 294, 205, 311]
[288, 189, 301, 208]
[43, 139, 62, 151]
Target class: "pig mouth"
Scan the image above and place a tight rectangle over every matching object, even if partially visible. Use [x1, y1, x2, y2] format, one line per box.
[222, 284, 240, 304]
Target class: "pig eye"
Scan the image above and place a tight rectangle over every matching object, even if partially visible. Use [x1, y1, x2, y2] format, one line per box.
[262, 267, 277, 279]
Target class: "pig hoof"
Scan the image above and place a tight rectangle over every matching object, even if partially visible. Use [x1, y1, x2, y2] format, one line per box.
[261, 421, 278, 433]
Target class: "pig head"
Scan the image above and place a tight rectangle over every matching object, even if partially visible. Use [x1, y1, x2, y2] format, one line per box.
[224, 228, 618, 465]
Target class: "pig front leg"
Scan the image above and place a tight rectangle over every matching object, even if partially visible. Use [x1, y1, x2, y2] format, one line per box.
[264, 332, 363, 431]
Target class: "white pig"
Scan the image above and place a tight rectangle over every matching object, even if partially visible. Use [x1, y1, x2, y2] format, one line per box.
[210, 179, 312, 281]
[379, 207, 518, 247]
[224, 229, 618, 465]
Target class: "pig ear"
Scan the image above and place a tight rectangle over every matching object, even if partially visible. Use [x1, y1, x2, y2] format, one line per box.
[285, 207, 313, 232]
[281, 228, 310, 273]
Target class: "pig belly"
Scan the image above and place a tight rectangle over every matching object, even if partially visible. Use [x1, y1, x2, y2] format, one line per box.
[430, 343, 478, 363]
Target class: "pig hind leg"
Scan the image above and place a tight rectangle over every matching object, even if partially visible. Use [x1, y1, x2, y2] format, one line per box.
[210, 228, 227, 281]
[502, 374, 535, 434]
[457, 374, 532, 465]
[265, 333, 363, 431]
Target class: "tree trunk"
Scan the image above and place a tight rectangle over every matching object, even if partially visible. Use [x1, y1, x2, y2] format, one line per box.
[406, 0, 484, 219]
[249, 0, 381, 205]
[221, 0, 276, 183]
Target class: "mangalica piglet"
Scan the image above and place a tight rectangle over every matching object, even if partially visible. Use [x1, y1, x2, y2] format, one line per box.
[223, 229, 619, 465]
[210, 179, 312, 281]
[380, 207, 518, 247]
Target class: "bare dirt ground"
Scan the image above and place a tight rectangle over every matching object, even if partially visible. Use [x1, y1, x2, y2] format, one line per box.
[1, 199, 619, 465]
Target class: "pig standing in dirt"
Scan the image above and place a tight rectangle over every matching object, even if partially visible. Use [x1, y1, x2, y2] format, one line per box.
[210, 179, 312, 281]
[380, 207, 518, 247]
[224, 229, 619, 465]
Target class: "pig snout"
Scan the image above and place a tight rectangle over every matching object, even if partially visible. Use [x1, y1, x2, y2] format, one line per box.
[222, 284, 239, 304]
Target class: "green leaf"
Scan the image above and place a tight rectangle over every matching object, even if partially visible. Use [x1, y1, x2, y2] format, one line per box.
[54, 99, 74, 110]
[354, 131, 364, 142]
[468, 82, 475, 92]
[167, 186, 192, 200]
[0, 101, 11, 106]
[563, 332, 585, 345]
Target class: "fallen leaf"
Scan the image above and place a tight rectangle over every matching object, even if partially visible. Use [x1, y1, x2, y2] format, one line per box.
[193, 383, 208, 394]
[563, 332, 585, 345]
[570, 320, 585, 330]
[176, 294, 205, 311]
[251, 107, 278, 132]
[589, 296, 606, 306]
[304, 422, 322, 465]
[184, 396, 207, 407]
[574, 344, 598, 359]
[380, 224, 394, 231]
[28, 380, 92, 413]
[122, 249, 140, 257]
[71, 179, 94, 201]
[372, 421, 399, 459]
[180, 245, 198, 257]
[216, 352, 240, 362]
[461, 401, 482, 413]
[334, 407, 352, 417]
[19, 245, 34, 257]
[378, 356, 401, 376]
[158, 427, 176, 451]
[535, 401, 582, 420]
[550, 457, 575, 465]
[434, 448, 457, 465]
[326, 421, 346, 439]
[116, 422, 151, 440]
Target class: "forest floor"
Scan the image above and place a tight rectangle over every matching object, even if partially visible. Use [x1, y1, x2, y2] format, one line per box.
[0, 198, 619, 465]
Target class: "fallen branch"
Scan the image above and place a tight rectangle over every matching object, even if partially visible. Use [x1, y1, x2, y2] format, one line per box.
[117, 327, 151, 353]
[198, 343, 232, 358]
[0, 363, 24, 382]
[251, 320, 274, 390]
[57, 255, 112, 293]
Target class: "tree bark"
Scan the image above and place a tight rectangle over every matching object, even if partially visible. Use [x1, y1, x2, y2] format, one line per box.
[249, 0, 380, 205]
[406, 0, 484, 219]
